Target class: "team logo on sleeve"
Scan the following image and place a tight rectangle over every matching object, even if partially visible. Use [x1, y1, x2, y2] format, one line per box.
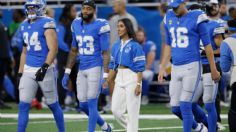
[99, 24, 110, 34]
[43, 21, 56, 29]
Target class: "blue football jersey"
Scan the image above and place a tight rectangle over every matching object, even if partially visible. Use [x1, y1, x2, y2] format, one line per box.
[201, 20, 225, 64]
[164, 9, 210, 65]
[19, 16, 56, 67]
[109, 39, 146, 73]
[142, 41, 156, 70]
[71, 18, 110, 70]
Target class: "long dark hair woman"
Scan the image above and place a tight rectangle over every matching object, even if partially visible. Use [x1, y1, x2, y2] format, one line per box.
[105, 18, 145, 132]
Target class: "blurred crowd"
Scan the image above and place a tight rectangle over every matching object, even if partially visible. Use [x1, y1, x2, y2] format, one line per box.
[0, 1, 236, 117]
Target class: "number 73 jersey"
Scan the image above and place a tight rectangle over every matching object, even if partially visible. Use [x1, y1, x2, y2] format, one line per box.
[164, 10, 209, 65]
[19, 17, 56, 67]
[71, 18, 110, 70]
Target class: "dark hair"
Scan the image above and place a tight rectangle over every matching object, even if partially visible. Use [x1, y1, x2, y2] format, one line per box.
[14, 9, 25, 18]
[159, 3, 168, 13]
[229, 7, 236, 14]
[59, 4, 74, 26]
[118, 18, 136, 40]
[188, 4, 202, 11]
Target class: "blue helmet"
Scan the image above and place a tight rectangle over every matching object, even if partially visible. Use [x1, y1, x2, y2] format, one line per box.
[24, 0, 46, 19]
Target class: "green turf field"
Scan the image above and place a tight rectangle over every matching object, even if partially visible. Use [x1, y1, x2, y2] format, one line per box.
[0, 103, 230, 132]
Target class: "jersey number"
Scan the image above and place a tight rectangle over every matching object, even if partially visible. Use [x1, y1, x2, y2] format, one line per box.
[23, 32, 41, 51]
[76, 35, 94, 55]
[170, 27, 189, 48]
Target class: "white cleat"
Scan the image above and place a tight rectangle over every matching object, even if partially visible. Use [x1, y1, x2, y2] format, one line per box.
[194, 123, 208, 132]
[217, 122, 226, 131]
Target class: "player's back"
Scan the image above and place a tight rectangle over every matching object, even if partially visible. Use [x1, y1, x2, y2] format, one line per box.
[164, 9, 208, 65]
[20, 16, 56, 67]
[71, 18, 110, 70]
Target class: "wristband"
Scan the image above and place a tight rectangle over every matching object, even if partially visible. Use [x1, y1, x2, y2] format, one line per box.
[103, 73, 108, 78]
[137, 83, 142, 86]
[65, 68, 71, 74]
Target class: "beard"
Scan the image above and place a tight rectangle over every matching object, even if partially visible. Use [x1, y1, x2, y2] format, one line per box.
[81, 13, 94, 22]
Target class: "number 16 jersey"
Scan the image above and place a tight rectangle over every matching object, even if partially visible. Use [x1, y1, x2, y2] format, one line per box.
[71, 18, 110, 70]
[164, 9, 210, 65]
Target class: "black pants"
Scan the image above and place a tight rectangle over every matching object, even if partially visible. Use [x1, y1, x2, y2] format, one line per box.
[0, 58, 9, 100]
[229, 83, 236, 132]
[57, 50, 69, 106]
[56, 49, 79, 106]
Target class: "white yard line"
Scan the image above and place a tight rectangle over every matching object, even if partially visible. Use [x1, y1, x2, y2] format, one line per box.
[0, 113, 228, 120]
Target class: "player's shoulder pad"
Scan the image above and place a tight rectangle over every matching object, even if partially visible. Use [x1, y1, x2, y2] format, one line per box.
[164, 9, 175, 24]
[189, 10, 208, 24]
[131, 40, 142, 49]
[71, 17, 82, 32]
[146, 41, 156, 50]
[41, 17, 56, 29]
[212, 21, 225, 35]
[96, 18, 110, 34]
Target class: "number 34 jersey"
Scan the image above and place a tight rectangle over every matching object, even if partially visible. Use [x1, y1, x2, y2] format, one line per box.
[71, 18, 110, 70]
[19, 17, 56, 67]
[164, 10, 210, 65]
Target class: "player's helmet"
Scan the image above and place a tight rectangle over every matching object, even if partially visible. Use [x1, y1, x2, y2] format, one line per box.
[24, 0, 46, 20]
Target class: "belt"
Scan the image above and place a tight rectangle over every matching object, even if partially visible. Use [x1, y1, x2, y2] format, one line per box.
[118, 65, 129, 69]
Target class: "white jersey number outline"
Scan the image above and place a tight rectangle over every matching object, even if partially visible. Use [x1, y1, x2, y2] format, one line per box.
[23, 32, 42, 51]
[76, 35, 95, 55]
[170, 27, 189, 48]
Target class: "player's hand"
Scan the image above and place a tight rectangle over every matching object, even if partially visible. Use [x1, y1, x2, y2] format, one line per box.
[62, 73, 70, 90]
[135, 85, 141, 96]
[35, 63, 49, 81]
[158, 67, 165, 82]
[211, 69, 221, 82]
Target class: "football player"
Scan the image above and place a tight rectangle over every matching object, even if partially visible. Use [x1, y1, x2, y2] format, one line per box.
[17, 0, 65, 132]
[158, 0, 221, 132]
[62, 0, 112, 132]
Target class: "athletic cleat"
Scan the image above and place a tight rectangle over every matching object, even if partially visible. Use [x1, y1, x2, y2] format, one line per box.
[194, 123, 208, 132]
[103, 124, 113, 132]
[217, 122, 226, 131]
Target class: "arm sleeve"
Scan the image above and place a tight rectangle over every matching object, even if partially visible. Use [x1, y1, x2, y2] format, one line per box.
[133, 45, 146, 72]
[99, 32, 110, 51]
[220, 42, 232, 72]
[108, 44, 117, 70]
[71, 24, 77, 48]
[197, 22, 210, 46]
[43, 19, 56, 30]
[164, 24, 171, 46]
[57, 25, 69, 52]
[213, 25, 225, 36]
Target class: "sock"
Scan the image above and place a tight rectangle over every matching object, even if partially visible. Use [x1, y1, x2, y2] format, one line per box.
[171, 106, 183, 120]
[80, 102, 106, 127]
[172, 106, 198, 129]
[192, 103, 208, 127]
[180, 102, 193, 132]
[66, 91, 73, 97]
[87, 99, 99, 132]
[48, 102, 65, 132]
[18, 102, 30, 132]
[142, 80, 149, 96]
[205, 103, 217, 132]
